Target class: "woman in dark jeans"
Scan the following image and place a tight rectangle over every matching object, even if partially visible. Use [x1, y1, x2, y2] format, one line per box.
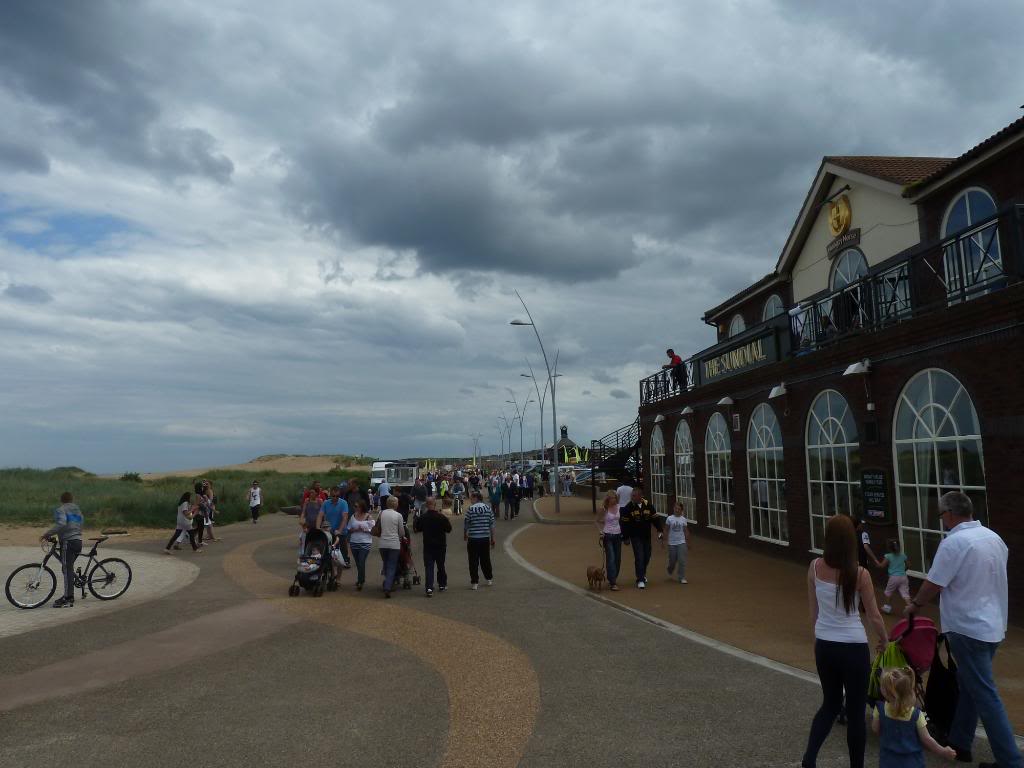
[802, 514, 887, 768]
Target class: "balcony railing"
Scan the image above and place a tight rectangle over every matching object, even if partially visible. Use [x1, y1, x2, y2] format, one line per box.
[639, 205, 1023, 406]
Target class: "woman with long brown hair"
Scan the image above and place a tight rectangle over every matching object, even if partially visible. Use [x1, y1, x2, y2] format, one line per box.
[801, 514, 887, 768]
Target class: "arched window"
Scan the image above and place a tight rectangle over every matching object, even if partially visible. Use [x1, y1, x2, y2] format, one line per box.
[893, 369, 986, 575]
[705, 412, 734, 532]
[831, 248, 868, 290]
[805, 390, 861, 551]
[762, 294, 784, 322]
[649, 426, 667, 517]
[674, 420, 696, 519]
[728, 314, 746, 338]
[747, 403, 787, 544]
[941, 188, 1002, 301]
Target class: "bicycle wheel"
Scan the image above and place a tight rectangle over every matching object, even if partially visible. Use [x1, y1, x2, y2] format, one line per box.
[5, 564, 57, 609]
[88, 558, 132, 600]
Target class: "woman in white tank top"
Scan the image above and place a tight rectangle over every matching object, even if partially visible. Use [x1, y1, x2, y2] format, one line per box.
[801, 514, 887, 768]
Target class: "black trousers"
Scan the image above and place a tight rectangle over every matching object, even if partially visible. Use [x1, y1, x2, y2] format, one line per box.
[250, 504, 260, 521]
[423, 545, 447, 591]
[166, 527, 198, 551]
[466, 538, 493, 584]
[802, 639, 870, 768]
[670, 364, 686, 390]
[61, 539, 82, 599]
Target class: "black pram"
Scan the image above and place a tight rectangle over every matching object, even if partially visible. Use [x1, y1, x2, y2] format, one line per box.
[288, 528, 336, 597]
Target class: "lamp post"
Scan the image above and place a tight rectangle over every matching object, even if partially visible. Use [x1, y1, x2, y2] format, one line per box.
[511, 290, 561, 514]
[499, 414, 515, 469]
[521, 351, 561, 467]
[469, 433, 483, 468]
[506, 392, 534, 471]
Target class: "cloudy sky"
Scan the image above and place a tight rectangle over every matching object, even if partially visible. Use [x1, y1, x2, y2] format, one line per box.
[0, 1, 1020, 473]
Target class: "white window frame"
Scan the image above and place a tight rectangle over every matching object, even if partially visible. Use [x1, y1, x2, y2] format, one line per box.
[762, 293, 784, 322]
[892, 368, 987, 577]
[747, 403, 788, 545]
[674, 420, 696, 521]
[728, 314, 746, 338]
[649, 425, 668, 518]
[705, 412, 735, 532]
[940, 187, 1002, 303]
[830, 248, 869, 290]
[805, 389, 861, 553]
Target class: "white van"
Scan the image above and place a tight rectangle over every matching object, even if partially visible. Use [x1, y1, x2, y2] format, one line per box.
[370, 461, 388, 489]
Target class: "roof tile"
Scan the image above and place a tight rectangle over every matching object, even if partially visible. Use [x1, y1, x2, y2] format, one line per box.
[825, 155, 953, 186]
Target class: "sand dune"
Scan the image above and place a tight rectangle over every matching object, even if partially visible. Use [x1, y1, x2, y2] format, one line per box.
[141, 455, 369, 480]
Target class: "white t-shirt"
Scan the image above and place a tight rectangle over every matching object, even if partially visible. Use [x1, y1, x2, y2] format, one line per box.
[249, 487, 262, 507]
[927, 520, 1008, 642]
[616, 485, 633, 507]
[377, 508, 405, 550]
[664, 515, 688, 545]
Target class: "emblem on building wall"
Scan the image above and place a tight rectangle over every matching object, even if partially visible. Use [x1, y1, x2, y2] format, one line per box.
[828, 194, 852, 237]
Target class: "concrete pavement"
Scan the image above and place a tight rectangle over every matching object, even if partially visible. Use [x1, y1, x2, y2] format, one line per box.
[0, 511, 979, 766]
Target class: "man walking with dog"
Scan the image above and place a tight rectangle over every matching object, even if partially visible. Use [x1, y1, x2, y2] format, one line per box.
[464, 490, 495, 590]
[904, 491, 1021, 768]
[619, 487, 663, 590]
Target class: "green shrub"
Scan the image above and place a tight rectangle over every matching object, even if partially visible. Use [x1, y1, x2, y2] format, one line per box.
[119, 472, 143, 483]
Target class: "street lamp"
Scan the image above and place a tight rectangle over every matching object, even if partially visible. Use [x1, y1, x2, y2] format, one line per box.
[521, 351, 561, 470]
[511, 289, 561, 513]
[469, 432, 483, 468]
[506, 392, 534, 471]
[499, 414, 516, 469]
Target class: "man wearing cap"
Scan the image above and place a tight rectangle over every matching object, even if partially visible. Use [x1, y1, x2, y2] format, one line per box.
[905, 491, 1021, 768]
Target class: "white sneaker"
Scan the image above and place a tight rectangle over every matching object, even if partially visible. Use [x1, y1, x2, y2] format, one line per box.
[638, 580, 646, 590]
[882, 604, 893, 614]
[486, 579, 493, 586]
[680, 579, 688, 584]
[471, 583, 479, 591]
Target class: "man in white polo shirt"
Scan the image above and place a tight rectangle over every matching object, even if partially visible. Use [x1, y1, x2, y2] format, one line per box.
[905, 491, 1021, 768]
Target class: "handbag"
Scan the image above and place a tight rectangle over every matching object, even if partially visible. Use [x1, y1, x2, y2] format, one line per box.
[924, 634, 959, 742]
[371, 516, 382, 538]
[868, 640, 908, 702]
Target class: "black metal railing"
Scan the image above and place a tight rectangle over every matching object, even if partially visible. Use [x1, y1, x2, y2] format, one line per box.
[591, 417, 640, 483]
[638, 205, 1023, 405]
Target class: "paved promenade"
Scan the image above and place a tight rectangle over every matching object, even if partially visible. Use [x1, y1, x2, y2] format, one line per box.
[0, 511, 997, 766]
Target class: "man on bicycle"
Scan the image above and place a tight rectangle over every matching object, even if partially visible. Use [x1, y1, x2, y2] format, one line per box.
[451, 478, 466, 516]
[40, 491, 84, 608]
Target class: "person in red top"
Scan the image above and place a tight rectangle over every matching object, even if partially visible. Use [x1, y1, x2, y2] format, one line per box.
[662, 348, 686, 391]
[302, 480, 328, 505]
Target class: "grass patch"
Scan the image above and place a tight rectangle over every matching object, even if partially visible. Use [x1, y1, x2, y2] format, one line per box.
[0, 467, 370, 529]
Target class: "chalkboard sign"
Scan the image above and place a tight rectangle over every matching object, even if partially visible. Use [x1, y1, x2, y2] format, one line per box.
[861, 468, 889, 524]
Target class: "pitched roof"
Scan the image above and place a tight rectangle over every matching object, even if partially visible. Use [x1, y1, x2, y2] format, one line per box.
[825, 155, 953, 186]
[905, 115, 1024, 196]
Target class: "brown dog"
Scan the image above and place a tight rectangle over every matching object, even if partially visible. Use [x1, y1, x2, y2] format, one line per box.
[586, 566, 606, 591]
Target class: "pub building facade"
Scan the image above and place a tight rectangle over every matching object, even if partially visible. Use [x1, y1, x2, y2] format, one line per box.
[636, 115, 1024, 607]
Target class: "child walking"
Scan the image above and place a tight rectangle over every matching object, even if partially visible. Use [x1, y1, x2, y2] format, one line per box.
[664, 501, 691, 584]
[872, 539, 910, 614]
[872, 666, 956, 767]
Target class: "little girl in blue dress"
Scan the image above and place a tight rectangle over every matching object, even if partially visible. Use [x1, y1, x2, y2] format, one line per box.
[872, 666, 956, 767]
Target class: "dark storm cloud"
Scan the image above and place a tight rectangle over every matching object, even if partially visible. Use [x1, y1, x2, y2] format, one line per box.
[0, 2, 232, 183]
[609, 389, 630, 399]
[591, 369, 616, 384]
[0, 138, 49, 174]
[2, 283, 53, 304]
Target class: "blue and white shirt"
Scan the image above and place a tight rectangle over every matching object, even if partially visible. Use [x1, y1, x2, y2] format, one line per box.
[464, 502, 494, 540]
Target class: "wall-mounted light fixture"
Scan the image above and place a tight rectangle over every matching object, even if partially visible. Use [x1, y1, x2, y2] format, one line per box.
[842, 358, 874, 411]
[717, 396, 734, 407]
[768, 383, 787, 399]
[680, 406, 694, 416]
[653, 414, 666, 424]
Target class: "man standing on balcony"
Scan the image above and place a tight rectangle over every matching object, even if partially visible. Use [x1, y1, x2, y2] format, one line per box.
[662, 349, 686, 391]
[905, 491, 1021, 768]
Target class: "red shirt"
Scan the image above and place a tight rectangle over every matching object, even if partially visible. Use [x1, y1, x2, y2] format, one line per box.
[302, 489, 328, 504]
[669, 354, 682, 366]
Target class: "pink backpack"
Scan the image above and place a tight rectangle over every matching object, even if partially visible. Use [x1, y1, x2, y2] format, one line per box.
[889, 615, 938, 672]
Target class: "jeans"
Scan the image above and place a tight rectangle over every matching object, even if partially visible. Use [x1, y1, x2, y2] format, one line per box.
[350, 543, 370, 585]
[423, 546, 447, 591]
[61, 539, 82, 599]
[603, 534, 622, 585]
[166, 527, 198, 551]
[629, 535, 652, 582]
[667, 542, 687, 579]
[467, 538, 493, 584]
[503, 499, 513, 519]
[802, 639, 870, 768]
[250, 504, 260, 521]
[946, 631, 1023, 767]
[380, 548, 400, 592]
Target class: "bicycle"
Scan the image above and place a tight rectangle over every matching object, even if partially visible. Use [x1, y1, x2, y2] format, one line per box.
[451, 494, 464, 516]
[5, 534, 133, 609]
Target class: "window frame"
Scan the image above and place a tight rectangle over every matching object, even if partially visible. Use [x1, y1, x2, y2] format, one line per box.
[747, 403, 788, 546]
[892, 368, 987, 578]
[728, 314, 746, 338]
[830, 248, 869, 291]
[649, 425, 668, 518]
[705, 412, 735, 533]
[761, 293, 785, 322]
[940, 187, 1002, 303]
[674, 420, 696, 521]
[805, 389, 862, 553]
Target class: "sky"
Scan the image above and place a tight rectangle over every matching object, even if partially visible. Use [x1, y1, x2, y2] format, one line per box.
[0, 1, 1021, 473]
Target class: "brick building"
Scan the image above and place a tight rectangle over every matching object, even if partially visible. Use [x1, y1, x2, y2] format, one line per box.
[635, 116, 1024, 608]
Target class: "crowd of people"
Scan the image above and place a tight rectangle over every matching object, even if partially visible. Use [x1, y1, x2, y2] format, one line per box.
[164, 478, 223, 555]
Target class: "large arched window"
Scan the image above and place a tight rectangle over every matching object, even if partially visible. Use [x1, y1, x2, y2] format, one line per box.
[762, 294, 785, 322]
[674, 420, 696, 519]
[831, 249, 868, 290]
[806, 390, 862, 551]
[941, 187, 1002, 301]
[705, 412, 735, 532]
[649, 426, 667, 517]
[747, 403, 787, 545]
[728, 314, 746, 338]
[893, 369, 986, 575]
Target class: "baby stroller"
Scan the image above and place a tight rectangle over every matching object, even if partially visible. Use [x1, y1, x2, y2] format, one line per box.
[397, 537, 420, 590]
[289, 528, 337, 597]
[869, 614, 938, 705]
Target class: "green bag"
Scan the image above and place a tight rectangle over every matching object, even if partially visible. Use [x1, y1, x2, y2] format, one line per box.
[869, 641, 909, 701]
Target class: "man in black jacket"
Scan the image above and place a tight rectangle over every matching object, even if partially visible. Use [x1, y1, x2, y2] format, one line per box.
[413, 498, 452, 597]
[620, 488, 663, 589]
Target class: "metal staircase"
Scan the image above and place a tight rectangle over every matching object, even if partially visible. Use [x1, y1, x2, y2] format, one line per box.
[590, 417, 641, 485]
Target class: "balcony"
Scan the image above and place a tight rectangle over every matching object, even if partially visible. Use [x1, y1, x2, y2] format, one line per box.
[640, 205, 1023, 407]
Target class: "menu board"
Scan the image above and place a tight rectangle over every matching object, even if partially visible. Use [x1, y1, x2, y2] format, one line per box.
[861, 468, 889, 524]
